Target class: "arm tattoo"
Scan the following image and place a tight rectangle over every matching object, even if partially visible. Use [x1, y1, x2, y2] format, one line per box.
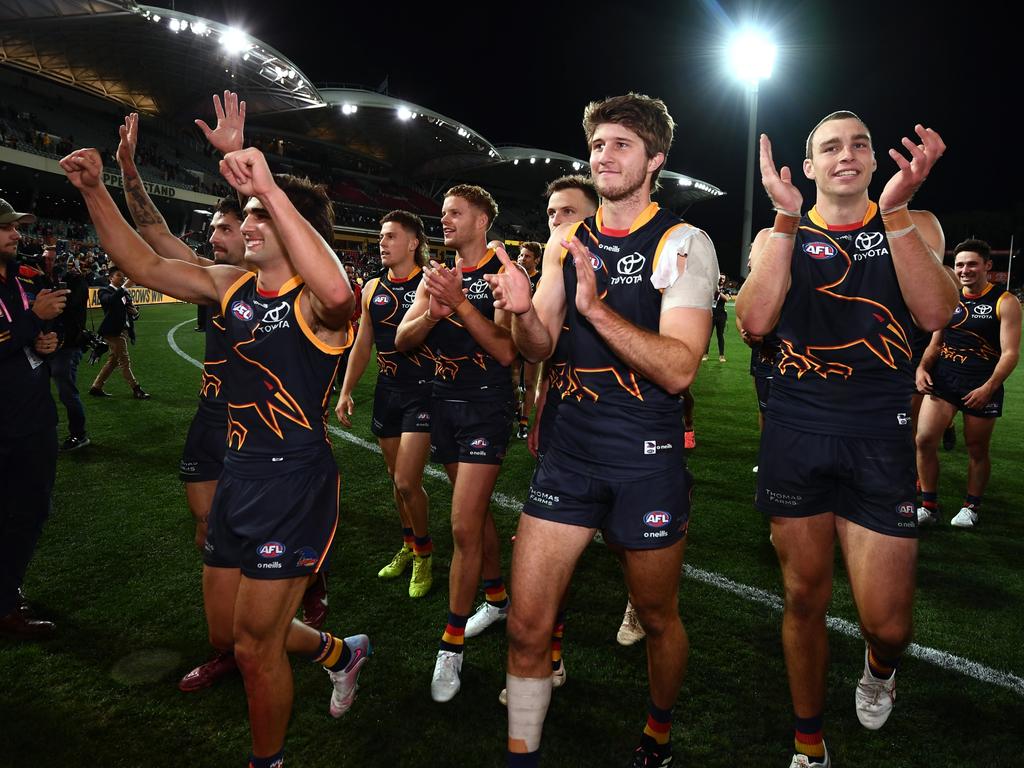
[123, 175, 166, 228]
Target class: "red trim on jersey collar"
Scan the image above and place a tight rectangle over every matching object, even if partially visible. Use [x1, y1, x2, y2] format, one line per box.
[600, 226, 630, 237]
[808, 201, 878, 231]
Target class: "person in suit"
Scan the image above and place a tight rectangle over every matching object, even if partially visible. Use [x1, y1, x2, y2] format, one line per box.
[89, 266, 150, 399]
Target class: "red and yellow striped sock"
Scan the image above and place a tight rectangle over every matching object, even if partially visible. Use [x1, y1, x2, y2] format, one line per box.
[794, 713, 825, 762]
[440, 612, 468, 653]
[401, 527, 414, 549]
[642, 700, 672, 746]
[482, 577, 509, 609]
[413, 535, 433, 558]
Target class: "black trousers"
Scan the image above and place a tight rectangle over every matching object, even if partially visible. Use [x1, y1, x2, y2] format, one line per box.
[706, 312, 727, 356]
[0, 426, 57, 615]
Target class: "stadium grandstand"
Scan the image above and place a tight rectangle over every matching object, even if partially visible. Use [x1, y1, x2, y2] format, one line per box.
[1, 0, 725, 283]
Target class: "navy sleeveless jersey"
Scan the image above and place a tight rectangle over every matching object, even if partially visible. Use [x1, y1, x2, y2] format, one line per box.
[426, 249, 512, 400]
[768, 202, 916, 437]
[749, 332, 780, 378]
[937, 283, 1008, 377]
[550, 203, 699, 478]
[366, 268, 433, 389]
[196, 312, 230, 418]
[220, 272, 350, 475]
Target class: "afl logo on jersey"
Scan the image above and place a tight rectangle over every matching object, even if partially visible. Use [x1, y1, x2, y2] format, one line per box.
[617, 252, 646, 275]
[803, 243, 836, 260]
[258, 541, 286, 559]
[372, 294, 391, 306]
[643, 511, 672, 528]
[897, 503, 915, 519]
[231, 300, 254, 321]
[855, 231, 885, 251]
[469, 437, 490, 449]
[589, 253, 604, 271]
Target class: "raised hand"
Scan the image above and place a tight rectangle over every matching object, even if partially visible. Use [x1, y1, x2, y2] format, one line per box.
[116, 113, 140, 177]
[879, 124, 945, 211]
[60, 148, 104, 191]
[195, 91, 246, 155]
[759, 134, 803, 214]
[220, 147, 274, 198]
[483, 241, 532, 314]
[423, 258, 467, 317]
[564, 236, 602, 318]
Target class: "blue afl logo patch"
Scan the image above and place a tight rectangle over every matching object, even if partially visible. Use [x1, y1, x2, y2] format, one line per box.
[643, 511, 672, 528]
[258, 541, 286, 558]
[373, 294, 390, 305]
[897, 503, 916, 518]
[803, 242, 836, 260]
[470, 437, 490, 449]
[589, 254, 604, 270]
[232, 300, 254, 321]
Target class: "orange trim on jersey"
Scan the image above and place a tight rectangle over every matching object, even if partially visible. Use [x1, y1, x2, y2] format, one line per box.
[558, 221, 591, 266]
[808, 201, 878, 231]
[963, 282, 995, 301]
[363, 277, 381, 312]
[221, 271, 257, 317]
[996, 290, 1010, 319]
[387, 265, 422, 282]
[295, 289, 353, 355]
[652, 223, 690, 282]
[596, 202, 659, 235]
[461, 249, 496, 273]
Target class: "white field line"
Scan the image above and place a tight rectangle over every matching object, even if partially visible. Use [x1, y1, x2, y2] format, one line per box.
[167, 320, 1024, 698]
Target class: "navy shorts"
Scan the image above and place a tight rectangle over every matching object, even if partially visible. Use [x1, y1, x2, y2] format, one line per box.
[371, 382, 432, 438]
[535, 396, 561, 460]
[754, 375, 772, 414]
[523, 450, 692, 550]
[930, 365, 1003, 418]
[431, 396, 513, 466]
[203, 457, 340, 579]
[179, 409, 227, 482]
[755, 421, 918, 538]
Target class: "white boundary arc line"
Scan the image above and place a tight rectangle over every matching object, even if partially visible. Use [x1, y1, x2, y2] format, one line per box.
[167, 319, 1024, 698]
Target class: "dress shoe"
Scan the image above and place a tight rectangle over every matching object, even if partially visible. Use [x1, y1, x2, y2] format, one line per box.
[0, 610, 55, 640]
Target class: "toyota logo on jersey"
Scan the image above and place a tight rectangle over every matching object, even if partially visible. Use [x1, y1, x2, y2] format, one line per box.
[263, 302, 291, 323]
[617, 252, 646, 275]
[855, 231, 885, 251]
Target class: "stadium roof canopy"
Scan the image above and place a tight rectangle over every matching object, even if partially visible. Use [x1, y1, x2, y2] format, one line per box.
[0, 0, 320, 117]
[0, 1, 727, 207]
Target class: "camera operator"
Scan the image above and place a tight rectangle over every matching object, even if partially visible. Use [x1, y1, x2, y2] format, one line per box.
[50, 248, 91, 450]
[0, 198, 68, 639]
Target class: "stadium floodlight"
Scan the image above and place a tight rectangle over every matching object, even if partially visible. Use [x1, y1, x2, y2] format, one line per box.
[727, 26, 776, 277]
[571, 161, 582, 171]
[190, 21, 208, 35]
[530, 157, 536, 164]
[544, 158, 550, 164]
[727, 29, 776, 84]
[220, 27, 250, 55]
[341, 103, 357, 115]
[168, 17, 181, 32]
[151, 14, 160, 22]
[513, 159, 519, 165]
[678, 177, 693, 187]
[397, 107, 413, 121]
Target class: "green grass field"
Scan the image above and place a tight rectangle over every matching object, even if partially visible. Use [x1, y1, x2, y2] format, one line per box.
[2, 302, 1022, 768]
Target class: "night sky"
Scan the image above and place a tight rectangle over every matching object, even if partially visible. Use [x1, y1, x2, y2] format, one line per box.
[159, 0, 1019, 276]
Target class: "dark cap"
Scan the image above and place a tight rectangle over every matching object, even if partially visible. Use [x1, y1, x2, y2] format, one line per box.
[0, 198, 36, 225]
